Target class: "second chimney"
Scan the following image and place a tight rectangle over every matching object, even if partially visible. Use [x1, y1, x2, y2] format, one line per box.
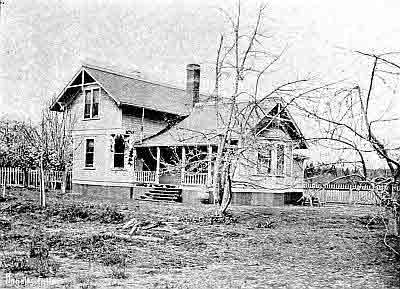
[186, 64, 200, 106]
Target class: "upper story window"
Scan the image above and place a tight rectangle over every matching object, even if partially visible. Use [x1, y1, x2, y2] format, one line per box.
[114, 135, 125, 168]
[257, 149, 272, 174]
[85, 139, 95, 168]
[84, 88, 100, 119]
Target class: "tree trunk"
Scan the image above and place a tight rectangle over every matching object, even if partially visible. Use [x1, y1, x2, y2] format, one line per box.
[219, 172, 232, 216]
[2, 181, 5, 198]
[387, 189, 399, 237]
[61, 169, 67, 194]
[395, 190, 400, 237]
[39, 154, 46, 208]
[23, 168, 28, 188]
[212, 144, 224, 205]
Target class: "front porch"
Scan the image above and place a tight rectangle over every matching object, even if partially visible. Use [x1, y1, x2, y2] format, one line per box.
[133, 145, 214, 187]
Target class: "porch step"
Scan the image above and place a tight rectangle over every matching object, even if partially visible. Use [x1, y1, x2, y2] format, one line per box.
[149, 189, 181, 194]
[139, 186, 182, 202]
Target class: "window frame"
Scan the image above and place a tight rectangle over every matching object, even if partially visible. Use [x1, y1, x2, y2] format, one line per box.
[257, 149, 272, 175]
[276, 143, 285, 176]
[84, 138, 95, 168]
[113, 135, 125, 168]
[83, 87, 101, 120]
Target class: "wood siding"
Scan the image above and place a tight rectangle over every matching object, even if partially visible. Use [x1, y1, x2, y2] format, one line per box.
[68, 86, 122, 132]
[122, 111, 167, 141]
[68, 86, 134, 187]
[234, 128, 300, 190]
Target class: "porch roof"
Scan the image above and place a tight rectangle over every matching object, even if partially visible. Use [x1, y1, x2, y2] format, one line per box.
[136, 98, 307, 147]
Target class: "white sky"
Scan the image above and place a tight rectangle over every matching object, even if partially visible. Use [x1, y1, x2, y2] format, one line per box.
[1, 0, 399, 166]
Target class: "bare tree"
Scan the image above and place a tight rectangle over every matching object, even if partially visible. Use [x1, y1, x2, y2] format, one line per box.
[21, 100, 76, 201]
[292, 51, 400, 245]
[209, 2, 314, 215]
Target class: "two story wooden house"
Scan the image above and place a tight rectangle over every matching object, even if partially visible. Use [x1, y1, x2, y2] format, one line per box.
[50, 62, 308, 206]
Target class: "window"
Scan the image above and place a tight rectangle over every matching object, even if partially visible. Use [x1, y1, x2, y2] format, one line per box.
[276, 144, 285, 175]
[257, 149, 272, 174]
[114, 135, 125, 168]
[84, 88, 100, 119]
[85, 139, 94, 167]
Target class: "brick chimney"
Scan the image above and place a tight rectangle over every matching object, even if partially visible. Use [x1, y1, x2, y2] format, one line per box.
[186, 64, 200, 106]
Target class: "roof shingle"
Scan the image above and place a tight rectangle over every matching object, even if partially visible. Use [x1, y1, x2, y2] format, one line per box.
[84, 66, 193, 116]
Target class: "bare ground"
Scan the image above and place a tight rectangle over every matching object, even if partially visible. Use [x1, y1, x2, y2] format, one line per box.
[0, 188, 399, 289]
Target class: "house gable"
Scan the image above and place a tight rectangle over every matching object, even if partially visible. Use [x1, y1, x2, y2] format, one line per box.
[254, 103, 308, 149]
[50, 62, 196, 117]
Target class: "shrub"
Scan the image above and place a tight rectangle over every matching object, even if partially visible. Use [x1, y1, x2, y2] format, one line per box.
[44, 203, 124, 224]
[96, 206, 125, 224]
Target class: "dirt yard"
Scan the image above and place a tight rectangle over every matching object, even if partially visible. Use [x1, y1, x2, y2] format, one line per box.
[0, 188, 399, 289]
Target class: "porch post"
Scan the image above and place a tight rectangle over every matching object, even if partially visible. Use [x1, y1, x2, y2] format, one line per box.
[181, 146, 186, 184]
[155, 147, 160, 184]
[207, 145, 212, 187]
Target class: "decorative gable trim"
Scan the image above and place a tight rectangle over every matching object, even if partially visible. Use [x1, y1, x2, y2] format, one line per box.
[49, 67, 121, 111]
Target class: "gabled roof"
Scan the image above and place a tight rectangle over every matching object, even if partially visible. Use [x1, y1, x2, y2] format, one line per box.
[50, 63, 202, 116]
[137, 98, 308, 148]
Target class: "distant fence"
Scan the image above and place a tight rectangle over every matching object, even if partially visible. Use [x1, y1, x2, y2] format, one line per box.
[304, 183, 399, 205]
[0, 167, 72, 191]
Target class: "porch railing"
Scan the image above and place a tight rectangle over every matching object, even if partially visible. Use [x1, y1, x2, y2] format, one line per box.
[134, 171, 156, 183]
[182, 172, 208, 185]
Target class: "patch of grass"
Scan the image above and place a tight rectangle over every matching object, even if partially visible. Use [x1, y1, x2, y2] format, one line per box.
[102, 251, 128, 279]
[0, 218, 12, 231]
[1, 201, 42, 215]
[1, 199, 125, 224]
[1, 253, 33, 273]
[75, 274, 97, 289]
[0, 252, 59, 277]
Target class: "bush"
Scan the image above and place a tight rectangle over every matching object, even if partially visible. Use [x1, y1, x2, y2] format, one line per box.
[45, 203, 124, 224]
[97, 206, 125, 224]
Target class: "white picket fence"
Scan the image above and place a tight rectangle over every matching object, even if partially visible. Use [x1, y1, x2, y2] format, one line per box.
[0, 167, 72, 191]
[304, 183, 399, 205]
